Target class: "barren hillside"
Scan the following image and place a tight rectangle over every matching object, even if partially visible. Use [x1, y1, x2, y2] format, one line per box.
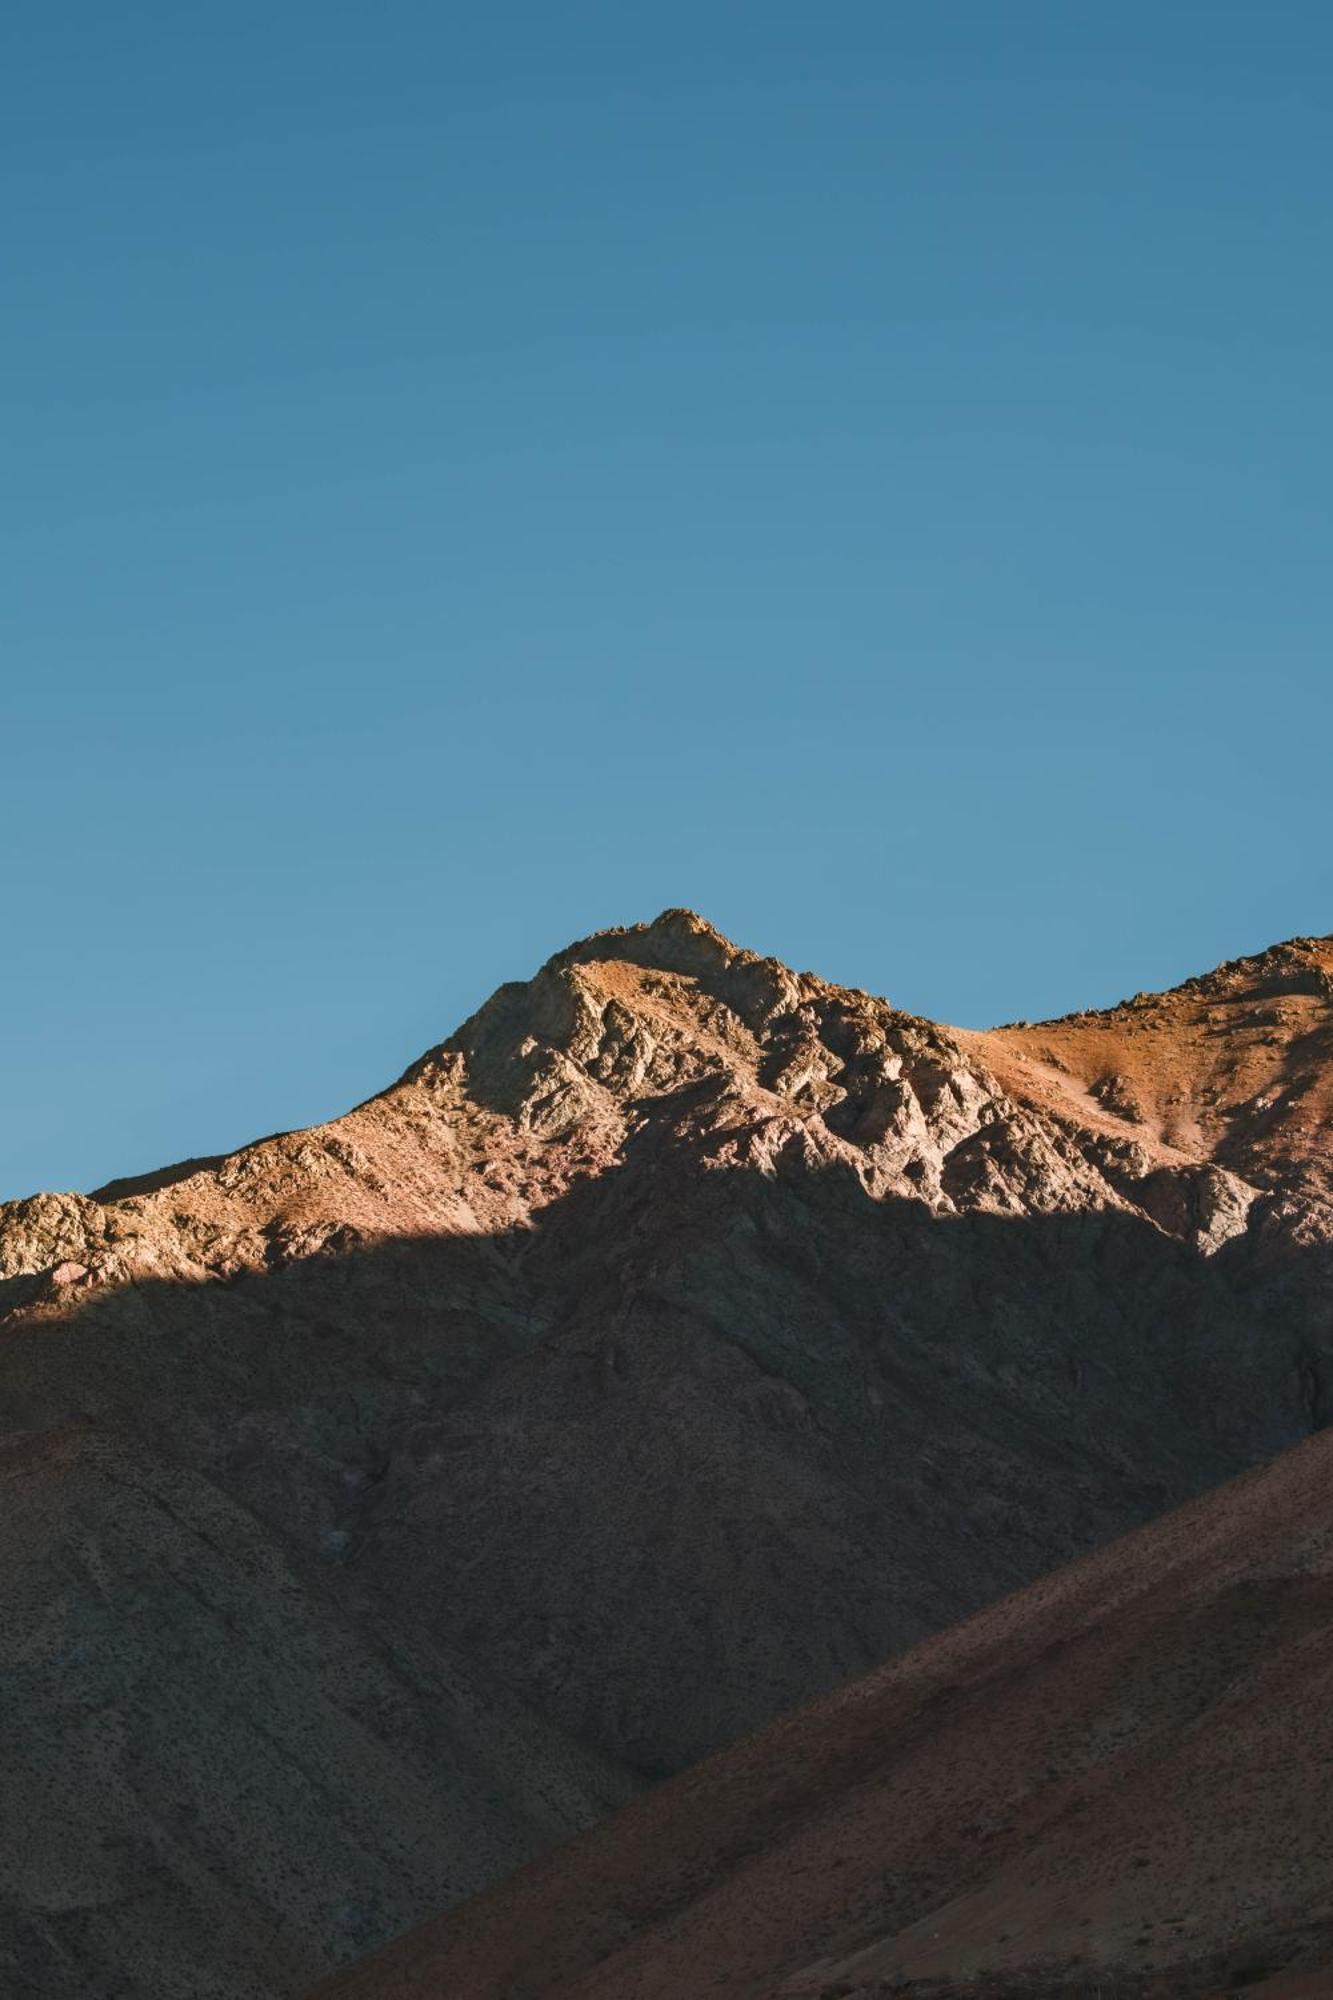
[314, 1422, 1333, 2000]
[2, 911, 1330, 1995]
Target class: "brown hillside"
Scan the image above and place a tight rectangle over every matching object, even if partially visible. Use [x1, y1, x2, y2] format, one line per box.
[313, 1423, 1333, 2000]
[975, 933, 1333, 1205]
[1, 911, 1331, 1995]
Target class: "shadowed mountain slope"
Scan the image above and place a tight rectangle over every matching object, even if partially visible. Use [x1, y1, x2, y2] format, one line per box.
[1, 911, 1331, 1995]
[312, 1423, 1333, 2000]
[0, 1424, 634, 1997]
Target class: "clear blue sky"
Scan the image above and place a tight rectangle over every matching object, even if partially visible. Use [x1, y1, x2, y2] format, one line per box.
[3, 3, 1330, 1199]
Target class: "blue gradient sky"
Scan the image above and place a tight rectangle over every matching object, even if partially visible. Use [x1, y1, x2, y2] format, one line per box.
[3, 3, 1330, 1198]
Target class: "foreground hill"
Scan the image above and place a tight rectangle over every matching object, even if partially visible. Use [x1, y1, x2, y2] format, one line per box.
[313, 1422, 1333, 2000]
[1, 912, 1331, 1994]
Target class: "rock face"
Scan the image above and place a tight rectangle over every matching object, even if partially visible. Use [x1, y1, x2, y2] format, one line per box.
[0, 1430, 632, 1998]
[312, 1422, 1333, 2000]
[1, 911, 1332, 1995]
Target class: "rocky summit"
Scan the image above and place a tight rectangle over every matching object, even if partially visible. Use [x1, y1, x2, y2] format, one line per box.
[2, 911, 1332, 1998]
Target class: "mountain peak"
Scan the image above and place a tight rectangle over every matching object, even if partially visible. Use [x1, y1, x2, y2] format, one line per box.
[545, 907, 753, 981]
[3, 913, 1333, 1997]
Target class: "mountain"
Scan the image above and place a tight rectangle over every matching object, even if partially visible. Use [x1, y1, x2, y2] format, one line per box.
[312, 1421, 1333, 2000]
[1, 911, 1331, 1995]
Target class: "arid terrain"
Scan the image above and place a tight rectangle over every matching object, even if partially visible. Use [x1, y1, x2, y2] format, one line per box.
[314, 1421, 1333, 2000]
[1, 911, 1331, 1996]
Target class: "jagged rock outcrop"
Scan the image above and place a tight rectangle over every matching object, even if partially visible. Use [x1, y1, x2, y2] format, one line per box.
[1, 911, 1331, 1996]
